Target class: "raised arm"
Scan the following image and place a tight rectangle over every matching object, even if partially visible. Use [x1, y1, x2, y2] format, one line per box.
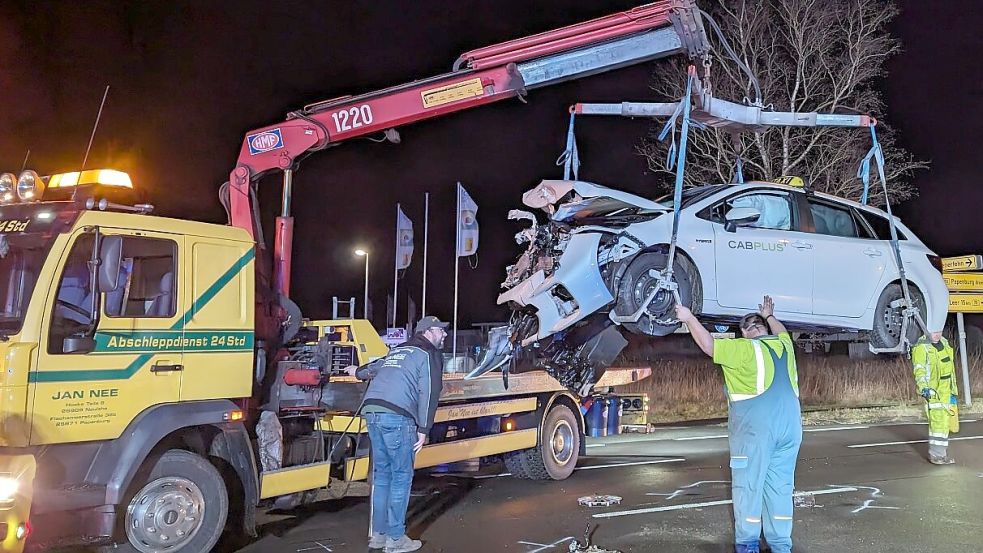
[759, 295, 787, 335]
[675, 304, 714, 357]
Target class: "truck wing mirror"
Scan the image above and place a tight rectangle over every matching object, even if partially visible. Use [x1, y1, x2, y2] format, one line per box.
[63, 335, 96, 354]
[97, 235, 123, 292]
[724, 207, 761, 232]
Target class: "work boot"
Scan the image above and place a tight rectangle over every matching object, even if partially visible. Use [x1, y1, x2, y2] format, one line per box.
[385, 535, 422, 553]
[929, 455, 955, 465]
[368, 533, 386, 549]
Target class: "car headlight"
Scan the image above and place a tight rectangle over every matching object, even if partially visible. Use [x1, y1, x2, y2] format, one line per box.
[16, 170, 45, 201]
[0, 173, 16, 203]
[0, 475, 19, 503]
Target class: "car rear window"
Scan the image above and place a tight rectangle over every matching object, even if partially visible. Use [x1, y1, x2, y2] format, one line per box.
[807, 199, 859, 238]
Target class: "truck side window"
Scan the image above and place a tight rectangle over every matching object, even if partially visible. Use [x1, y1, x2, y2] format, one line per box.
[108, 237, 178, 318]
[49, 235, 96, 353]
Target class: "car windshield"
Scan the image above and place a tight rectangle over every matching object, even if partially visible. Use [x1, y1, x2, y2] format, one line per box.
[0, 233, 58, 337]
[657, 184, 728, 210]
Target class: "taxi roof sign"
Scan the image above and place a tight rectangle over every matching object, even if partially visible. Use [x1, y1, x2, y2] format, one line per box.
[942, 255, 983, 272]
[772, 176, 805, 187]
[48, 169, 133, 189]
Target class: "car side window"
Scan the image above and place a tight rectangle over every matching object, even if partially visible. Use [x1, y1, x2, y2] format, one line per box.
[807, 199, 859, 238]
[709, 191, 793, 230]
[856, 210, 908, 241]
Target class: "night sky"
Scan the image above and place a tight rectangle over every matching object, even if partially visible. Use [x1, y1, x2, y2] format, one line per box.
[1, 1, 981, 328]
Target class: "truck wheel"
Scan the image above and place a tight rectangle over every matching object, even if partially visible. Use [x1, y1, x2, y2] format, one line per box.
[506, 404, 580, 481]
[615, 252, 694, 337]
[111, 449, 228, 553]
[870, 283, 926, 350]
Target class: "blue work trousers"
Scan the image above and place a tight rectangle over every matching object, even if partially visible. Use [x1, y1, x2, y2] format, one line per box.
[366, 412, 417, 538]
[729, 343, 802, 553]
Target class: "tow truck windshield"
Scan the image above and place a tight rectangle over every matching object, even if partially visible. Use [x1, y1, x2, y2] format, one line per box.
[0, 233, 57, 337]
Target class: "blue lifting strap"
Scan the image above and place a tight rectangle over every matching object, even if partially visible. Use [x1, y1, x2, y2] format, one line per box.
[857, 124, 885, 205]
[557, 112, 581, 181]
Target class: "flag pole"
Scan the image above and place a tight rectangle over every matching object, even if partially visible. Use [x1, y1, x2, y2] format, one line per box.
[452, 184, 460, 360]
[422, 192, 429, 318]
[393, 203, 399, 329]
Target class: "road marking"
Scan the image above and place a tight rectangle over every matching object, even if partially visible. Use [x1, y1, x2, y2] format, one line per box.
[518, 537, 576, 552]
[576, 458, 686, 471]
[296, 541, 341, 552]
[646, 480, 730, 500]
[593, 487, 858, 519]
[805, 426, 870, 432]
[851, 499, 900, 514]
[674, 434, 728, 441]
[586, 444, 606, 448]
[848, 435, 983, 448]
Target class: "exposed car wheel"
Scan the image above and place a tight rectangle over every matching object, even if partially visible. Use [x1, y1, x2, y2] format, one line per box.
[106, 449, 228, 553]
[870, 283, 926, 349]
[505, 404, 580, 481]
[615, 252, 694, 337]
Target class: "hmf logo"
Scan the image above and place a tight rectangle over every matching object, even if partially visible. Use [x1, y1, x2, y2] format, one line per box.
[247, 128, 284, 155]
[728, 240, 786, 252]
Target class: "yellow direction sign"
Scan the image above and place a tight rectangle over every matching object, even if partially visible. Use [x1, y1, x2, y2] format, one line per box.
[943, 273, 983, 292]
[949, 294, 983, 313]
[943, 255, 983, 272]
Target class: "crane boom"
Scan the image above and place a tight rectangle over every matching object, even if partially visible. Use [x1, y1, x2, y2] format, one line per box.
[226, 1, 708, 339]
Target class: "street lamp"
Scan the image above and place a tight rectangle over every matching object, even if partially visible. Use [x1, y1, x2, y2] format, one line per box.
[354, 249, 369, 319]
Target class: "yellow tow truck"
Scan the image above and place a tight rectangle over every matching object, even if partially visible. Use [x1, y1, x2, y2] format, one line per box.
[0, 168, 648, 553]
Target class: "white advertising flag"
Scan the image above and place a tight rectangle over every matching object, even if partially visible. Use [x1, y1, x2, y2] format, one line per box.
[396, 205, 414, 270]
[457, 183, 479, 257]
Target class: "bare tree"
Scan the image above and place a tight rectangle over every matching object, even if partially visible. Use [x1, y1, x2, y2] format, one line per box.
[640, 0, 925, 206]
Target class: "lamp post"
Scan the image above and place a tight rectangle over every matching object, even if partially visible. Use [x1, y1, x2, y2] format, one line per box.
[354, 249, 369, 319]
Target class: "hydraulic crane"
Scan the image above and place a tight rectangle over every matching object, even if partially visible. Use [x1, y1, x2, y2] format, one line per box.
[222, 0, 710, 346]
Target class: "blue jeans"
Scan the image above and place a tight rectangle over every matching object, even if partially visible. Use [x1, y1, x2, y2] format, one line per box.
[366, 412, 417, 538]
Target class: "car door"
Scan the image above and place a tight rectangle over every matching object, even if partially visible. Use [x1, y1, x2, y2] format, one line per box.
[33, 229, 183, 444]
[711, 189, 813, 314]
[806, 197, 887, 318]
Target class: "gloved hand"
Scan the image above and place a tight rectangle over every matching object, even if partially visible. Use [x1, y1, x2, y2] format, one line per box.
[920, 388, 934, 400]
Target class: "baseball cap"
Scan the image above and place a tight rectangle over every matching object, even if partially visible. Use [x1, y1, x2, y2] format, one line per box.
[415, 315, 449, 334]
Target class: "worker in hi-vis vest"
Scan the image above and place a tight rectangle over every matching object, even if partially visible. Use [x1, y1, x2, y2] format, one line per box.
[911, 331, 958, 465]
[676, 295, 802, 553]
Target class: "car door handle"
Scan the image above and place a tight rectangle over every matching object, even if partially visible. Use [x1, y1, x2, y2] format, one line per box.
[791, 241, 813, 250]
[151, 363, 184, 373]
[863, 248, 883, 257]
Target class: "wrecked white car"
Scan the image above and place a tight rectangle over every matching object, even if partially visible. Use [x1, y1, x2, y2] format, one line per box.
[472, 179, 949, 393]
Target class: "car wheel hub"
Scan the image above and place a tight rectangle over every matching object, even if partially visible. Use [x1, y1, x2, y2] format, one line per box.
[550, 419, 575, 466]
[634, 274, 675, 318]
[125, 477, 205, 553]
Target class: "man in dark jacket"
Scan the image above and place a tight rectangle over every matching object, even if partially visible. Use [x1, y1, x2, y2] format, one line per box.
[353, 316, 446, 553]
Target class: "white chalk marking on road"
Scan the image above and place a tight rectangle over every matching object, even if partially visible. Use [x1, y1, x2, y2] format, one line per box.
[586, 444, 606, 448]
[296, 541, 341, 552]
[646, 480, 730, 500]
[851, 499, 900, 514]
[594, 487, 858, 518]
[674, 434, 729, 441]
[575, 458, 686, 471]
[805, 426, 870, 432]
[848, 435, 983, 448]
[518, 536, 576, 552]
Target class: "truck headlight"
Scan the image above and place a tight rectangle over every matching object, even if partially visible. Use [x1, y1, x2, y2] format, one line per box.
[0, 173, 15, 203]
[0, 475, 19, 503]
[16, 170, 45, 201]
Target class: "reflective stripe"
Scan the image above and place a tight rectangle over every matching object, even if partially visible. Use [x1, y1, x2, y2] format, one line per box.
[730, 393, 757, 402]
[745, 517, 761, 523]
[773, 515, 793, 521]
[929, 432, 948, 438]
[927, 403, 946, 409]
[751, 341, 765, 395]
[929, 439, 949, 446]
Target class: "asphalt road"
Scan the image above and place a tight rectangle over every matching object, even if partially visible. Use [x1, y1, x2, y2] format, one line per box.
[235, 418, 983, 552]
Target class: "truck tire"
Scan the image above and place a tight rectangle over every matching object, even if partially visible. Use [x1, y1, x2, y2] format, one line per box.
[615, 252, 695, 337]
[506, 404, 580, 481]
[870, 283, 926, 350]
[109, 449, 228, 553]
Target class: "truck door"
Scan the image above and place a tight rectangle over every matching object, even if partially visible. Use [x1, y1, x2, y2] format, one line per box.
[710, 189, 813, 314]
[33, 230, 184, 444]
[178, 239, 254, 401]
[806, 197, 886, 318]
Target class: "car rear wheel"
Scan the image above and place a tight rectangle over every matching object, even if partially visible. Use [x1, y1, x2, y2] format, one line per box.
[615, 252, 695, 337]
[870, 283, 926, 349]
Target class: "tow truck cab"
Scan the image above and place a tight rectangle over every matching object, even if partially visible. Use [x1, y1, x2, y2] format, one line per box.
[0, 169, 255, 551]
